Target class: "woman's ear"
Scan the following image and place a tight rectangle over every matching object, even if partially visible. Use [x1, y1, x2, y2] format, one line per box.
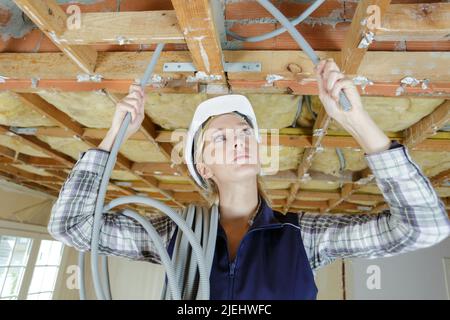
[196, 162, 214, 180]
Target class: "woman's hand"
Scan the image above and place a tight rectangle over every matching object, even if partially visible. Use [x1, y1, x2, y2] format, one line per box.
[314, 58, 391, 155]
[314, 58, 366, 126]
[110, 84, 145, 139]
[98, 84, 145, 152]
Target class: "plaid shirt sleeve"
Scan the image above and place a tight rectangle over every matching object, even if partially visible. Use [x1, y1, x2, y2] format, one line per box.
[47, 149, 176, 264]
[299, 142, 450, 271]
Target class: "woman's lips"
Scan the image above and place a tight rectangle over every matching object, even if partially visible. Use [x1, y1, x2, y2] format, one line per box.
[234, 154, 250, 161]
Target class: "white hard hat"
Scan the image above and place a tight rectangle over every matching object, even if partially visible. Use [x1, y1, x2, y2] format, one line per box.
[185, 94, 260, 189]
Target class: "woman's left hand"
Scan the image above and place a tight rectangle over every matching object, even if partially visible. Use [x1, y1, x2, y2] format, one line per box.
[314, 58, 391, 155]
[314, 58, 366, 128]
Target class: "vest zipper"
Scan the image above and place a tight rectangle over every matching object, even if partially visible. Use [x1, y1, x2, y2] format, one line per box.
[227, 224, 284, 299]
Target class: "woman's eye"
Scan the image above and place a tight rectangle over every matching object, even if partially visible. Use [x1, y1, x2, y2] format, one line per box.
[243, 127, 252, 135]
[213, 134, 226, 143]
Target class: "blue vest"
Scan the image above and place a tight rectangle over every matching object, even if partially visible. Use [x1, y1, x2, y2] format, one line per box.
[168, 198, 318, 300]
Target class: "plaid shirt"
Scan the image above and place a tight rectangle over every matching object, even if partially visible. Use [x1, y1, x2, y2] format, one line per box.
[48, 143, 450, 270]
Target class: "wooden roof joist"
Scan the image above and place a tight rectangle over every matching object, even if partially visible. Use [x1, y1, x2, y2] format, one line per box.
[340, 0, 392, 74]
[13, 0, 98, 74]
[404, 100, 450, 148]
[2, 123, 450, 153]
[60, 11, 184, 45]
[375, 3, 450, 42]
[171, 0, 225, 81]
[0, 50, 448, 84]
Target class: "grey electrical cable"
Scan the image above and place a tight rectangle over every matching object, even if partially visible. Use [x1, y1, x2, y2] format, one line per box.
[77, 251, 86, 300]
[205, 205, 219, 277]
[335, 148, 346, 172]
[184, 205, 203, 299]
[171, 204, 194, 299]
[255, 0, 352, 112]
[160, 207, 187, 300]
[88, 42, 167, 300]
[86, 41, 215, 300]
[305, 95, 316, 120]
[121, 208, 181, 300]
[81, 42, 210, 301]
[161, 204, 218, 300]
[291, 95, 303, 128]
[227, 0, 325, 43]
[101, 255, 112, 300]
[104, 196, 213, 300]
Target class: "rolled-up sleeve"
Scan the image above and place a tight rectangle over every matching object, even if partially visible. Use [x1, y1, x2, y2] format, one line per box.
[299, 143, 450, 270]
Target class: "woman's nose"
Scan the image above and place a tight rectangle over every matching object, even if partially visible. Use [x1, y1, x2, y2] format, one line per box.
[234, 134, 245, 149]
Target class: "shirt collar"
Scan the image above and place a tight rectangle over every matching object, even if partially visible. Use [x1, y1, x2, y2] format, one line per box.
[248, 195, 281, 230]
[217, 195, 282, 238]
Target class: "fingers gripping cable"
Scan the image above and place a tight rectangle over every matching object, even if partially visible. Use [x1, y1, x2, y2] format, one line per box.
[228, 0, 352, 112]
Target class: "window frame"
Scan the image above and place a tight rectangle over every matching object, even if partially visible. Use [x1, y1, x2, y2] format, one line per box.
[0, 219, 65, 300]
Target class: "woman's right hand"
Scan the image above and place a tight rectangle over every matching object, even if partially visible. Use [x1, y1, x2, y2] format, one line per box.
[98, 84, 146, 152]
[111, 84, 146, 139]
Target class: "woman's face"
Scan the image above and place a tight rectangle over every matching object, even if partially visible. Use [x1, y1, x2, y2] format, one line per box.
[196, 113, 260, 186]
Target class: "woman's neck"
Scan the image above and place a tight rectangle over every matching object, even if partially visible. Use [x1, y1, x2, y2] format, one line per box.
[217, 177, 259, 224]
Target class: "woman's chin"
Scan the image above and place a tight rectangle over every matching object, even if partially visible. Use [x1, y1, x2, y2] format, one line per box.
[230, 163, 260, 176]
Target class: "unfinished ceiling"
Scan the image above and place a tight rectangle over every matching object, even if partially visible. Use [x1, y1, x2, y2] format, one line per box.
[0, 0, 449, 217]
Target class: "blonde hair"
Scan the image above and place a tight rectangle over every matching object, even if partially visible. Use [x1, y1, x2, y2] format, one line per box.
[193, 112, 269, 208]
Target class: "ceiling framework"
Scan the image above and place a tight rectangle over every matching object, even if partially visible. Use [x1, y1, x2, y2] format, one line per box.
[0, 0, 449, 216]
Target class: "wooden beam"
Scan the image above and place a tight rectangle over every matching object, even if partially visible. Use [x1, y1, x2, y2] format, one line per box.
[61, 11, 184, 45]
[5, 126, 450, 151]
[0, 145, 68, 183]
[132, 162, 178, 176]
[291, 200, 328, 210]
[283, 108, 331, 213]
[173, 192, 204, 203]
[0, 51, 449, 84]
[16, 93, 84, 137]
[19, 156, 68, 169]
[324, 169, 375, 213]
[340, 0, 392, 74]
[13, 0, 97, 74]
[297, 190, 340, 200]
[0, 125, 74, 167]
[158, 183, 197, 192]
[15, 93, 188, 202]
[15, 92, 133, 170]
[0, 164, 65, 196]
[370, 202, 389, 213]
[0, 145, 17, 160]
[170, 0, 225, 80]
[431, 168, 450, 187]
[295, 189, 384, 203]
[375, 3, 450, 41]
[0, 164, 57, 183]
[298, 109, 331, 178]
[277, 80, 450, 98]
[404, 100, 450, 148]
[16, 93, 208, 206]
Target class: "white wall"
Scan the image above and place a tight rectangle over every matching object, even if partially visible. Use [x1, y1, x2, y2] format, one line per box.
[345, 237, 450, 300]
[315, 259, 344, 300]
[0, 180, 54, 226]
[54, 247, 165, 300]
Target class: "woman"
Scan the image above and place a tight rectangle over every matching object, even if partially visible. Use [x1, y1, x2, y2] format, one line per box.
[48, 59, 450, 299]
